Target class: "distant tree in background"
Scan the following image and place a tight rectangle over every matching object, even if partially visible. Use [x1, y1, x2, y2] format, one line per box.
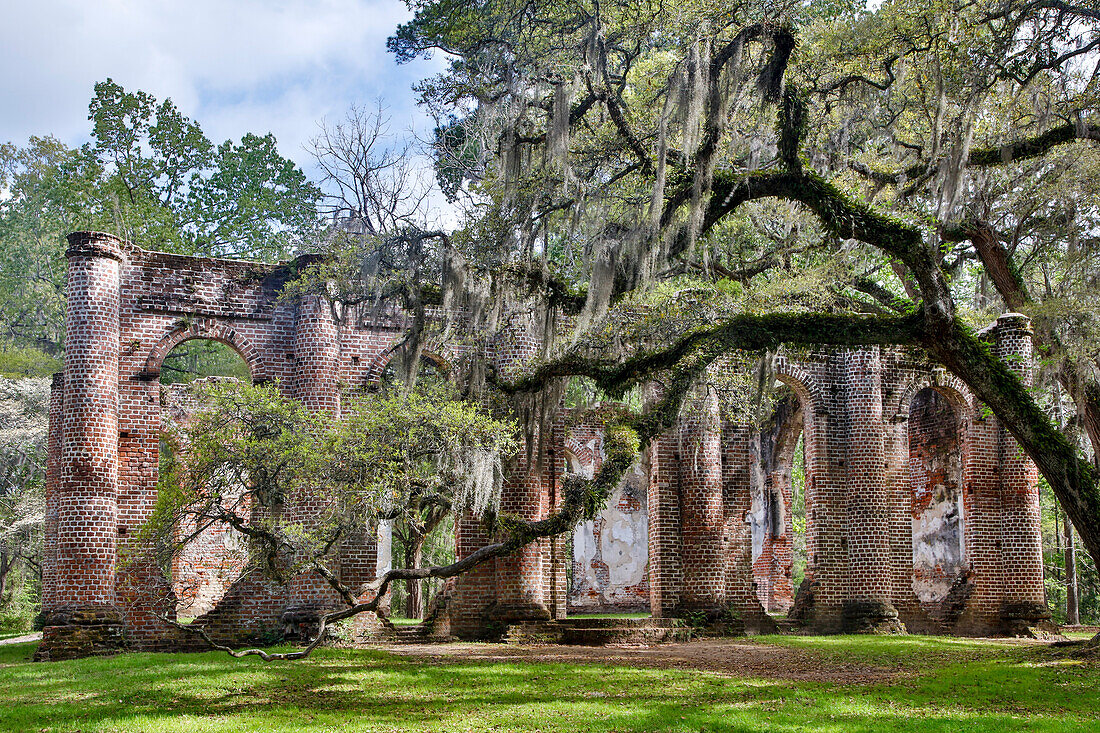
[0, 80, 323, 367]
[0, 377, 48, 631]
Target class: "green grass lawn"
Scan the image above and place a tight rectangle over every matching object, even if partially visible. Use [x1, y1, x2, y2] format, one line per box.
[386, 617, 423, 627]
[0, 635, 1096, 732]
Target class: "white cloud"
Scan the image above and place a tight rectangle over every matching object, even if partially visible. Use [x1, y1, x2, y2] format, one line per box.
[0, 0, 444, 175]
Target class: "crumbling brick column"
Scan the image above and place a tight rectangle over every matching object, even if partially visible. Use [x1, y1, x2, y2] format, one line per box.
[678, 389, 726, 617]
[40, 373, 63, 617]
[450, 512, 498, 637]
[282, 294, 344, 637]
[491, 451, 552, 623]
[486, 319, 552, 625]
[647, 428, 682, 618]
[37, 232, 126, 660]
[993, 313, 1050, 633]
[545, 441, 569, 621]
[842, 347, 904, 632]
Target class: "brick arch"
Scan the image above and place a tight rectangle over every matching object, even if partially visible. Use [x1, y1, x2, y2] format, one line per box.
[364, 346, 451, 387]
[563, 433, 600, 477]
[773, 357, 821, 413]
[143, 318, 272, 383]
[890, 368, 972, 423]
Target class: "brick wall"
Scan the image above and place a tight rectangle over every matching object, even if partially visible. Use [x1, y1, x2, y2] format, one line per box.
[39, 233, 1052, 658]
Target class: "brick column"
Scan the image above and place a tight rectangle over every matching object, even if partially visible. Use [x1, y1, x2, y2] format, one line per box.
[993, 313, 1050, 633]
[678, 389, 725, 617]
[282, 294, 343, 637]
[843, 347, 904, 632]
[546, 442, 569, 621]
[37, 232, 126, 660]
[40, 372, 64, 616]
[958, 369, 1005, 634]
[450, 512, 498, 637]
[647, 429, 682, 617]
[492, 450, 552, 622]
[489, 318, 551, 625]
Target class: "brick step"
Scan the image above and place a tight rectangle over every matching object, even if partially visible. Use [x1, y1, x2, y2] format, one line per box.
[561, 617, 686, 630]
[505, 619, 692, 646]
[379, 624, 434, 644]
[562, 626, 692, 645]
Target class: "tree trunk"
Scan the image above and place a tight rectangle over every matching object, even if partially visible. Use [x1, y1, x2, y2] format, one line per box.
[404, 536, 425, 619]
[1065, 509, 1080, 625]
[0, 550, 11, 603]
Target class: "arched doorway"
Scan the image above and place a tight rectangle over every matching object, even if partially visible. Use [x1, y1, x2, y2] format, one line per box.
[750, 387, 808, 615]
[908, 387, 968, 611]
[158, 337, 253, 620]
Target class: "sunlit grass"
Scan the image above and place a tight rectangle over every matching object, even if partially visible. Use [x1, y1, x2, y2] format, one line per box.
[1, 635, 1096, 732]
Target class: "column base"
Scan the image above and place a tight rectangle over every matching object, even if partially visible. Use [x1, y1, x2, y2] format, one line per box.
[1001, 601, 1058, 638]
[281, 604, 335, 641]
[35, 606, 126, 661]
[487, 601, 551, 624]
[842, 600, 907, 634]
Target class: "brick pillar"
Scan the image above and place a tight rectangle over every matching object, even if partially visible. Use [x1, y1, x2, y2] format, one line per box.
[37, 232, 126, 660]
[450, 512, 498, 637]
[884, 365, 917, 623]
[843, 347, 904, 632]
[492, 448, 552, 622]
[678, 389, 725, 616]
[282, 294, 343, 637]
[647, 428, 682, 618]
[546, 441, 569, 621]
[958, 369, 1006, 634]
[40, 372, 64, 616]
[993, 313, 1050, 632]
[489, 318, 551, 625]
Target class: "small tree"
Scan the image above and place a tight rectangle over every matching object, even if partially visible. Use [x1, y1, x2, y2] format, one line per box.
[151, 379, 518, 652]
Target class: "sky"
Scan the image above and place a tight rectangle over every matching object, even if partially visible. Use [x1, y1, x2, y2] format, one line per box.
[0, 0, 445, 179]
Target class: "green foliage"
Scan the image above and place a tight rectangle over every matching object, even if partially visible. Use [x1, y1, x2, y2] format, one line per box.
[152, 380, 517, 582]
[1039, 476, 1100, 624]
[0, 348, 60, 379]
[80, 79, 322, 260]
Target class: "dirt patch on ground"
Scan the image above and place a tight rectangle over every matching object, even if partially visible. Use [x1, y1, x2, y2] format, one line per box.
[0, 633, 40, 647]
[381, 639, 904, 684]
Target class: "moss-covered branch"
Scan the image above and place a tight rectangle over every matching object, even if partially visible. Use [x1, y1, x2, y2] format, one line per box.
[499, 311, 923, 400]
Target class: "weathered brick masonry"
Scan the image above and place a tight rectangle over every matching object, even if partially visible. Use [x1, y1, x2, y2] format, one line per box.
[38, 231, 1051, 658]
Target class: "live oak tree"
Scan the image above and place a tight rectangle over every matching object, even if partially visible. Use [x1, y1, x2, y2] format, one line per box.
[381, 0, 1100, 597]
[137, 0, 1100, 657]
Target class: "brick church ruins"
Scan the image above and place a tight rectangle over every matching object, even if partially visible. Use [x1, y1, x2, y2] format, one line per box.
[37, 231, 1053, 659]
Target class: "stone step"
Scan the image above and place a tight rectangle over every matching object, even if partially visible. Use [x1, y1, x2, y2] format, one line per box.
[561, 617, 686, 629]
[562, 626, 692, 645]
[504, 618, 693, 646]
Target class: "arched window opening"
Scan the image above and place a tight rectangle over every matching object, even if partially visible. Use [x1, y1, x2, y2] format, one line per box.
[378, 351, 449, 391]
[751, 386, 807, 617]
[160, 338, 251, 385]
[158, 337, 252, 621]
[908, 387, 967, 605]
[565, 437, 651, 617]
